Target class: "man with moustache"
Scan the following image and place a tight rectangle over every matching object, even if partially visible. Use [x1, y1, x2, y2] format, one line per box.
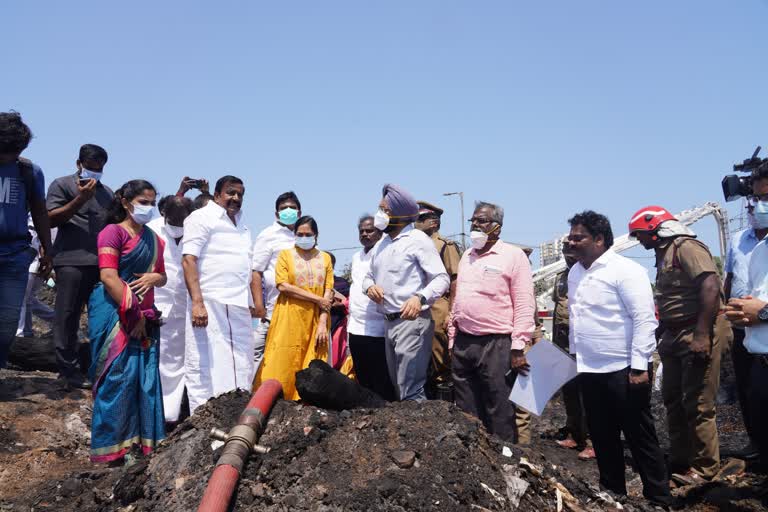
[347, 214, 396, 400]
[182, 175, 256, 412]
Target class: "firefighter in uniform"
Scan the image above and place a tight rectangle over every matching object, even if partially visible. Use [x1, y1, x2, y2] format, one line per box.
[415, 201, 461, 400]
[552, 240, 594, 458]
[629, 206, 731, 484]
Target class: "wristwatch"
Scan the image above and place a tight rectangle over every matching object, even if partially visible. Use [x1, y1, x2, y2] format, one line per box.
[416, 293, 427, 306]
[758, 305, 768, 322]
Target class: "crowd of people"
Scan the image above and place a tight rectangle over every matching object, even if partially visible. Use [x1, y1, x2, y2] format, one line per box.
[2, 111, 767, 507]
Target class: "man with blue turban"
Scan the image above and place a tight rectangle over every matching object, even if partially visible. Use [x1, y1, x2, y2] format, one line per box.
[362, 184, 449, 401]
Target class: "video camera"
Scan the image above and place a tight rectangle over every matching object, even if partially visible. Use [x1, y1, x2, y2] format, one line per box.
[722, 146, 767, 201]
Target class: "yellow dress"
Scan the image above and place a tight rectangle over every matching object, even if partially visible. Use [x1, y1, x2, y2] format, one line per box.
[254, 247, 333, 400]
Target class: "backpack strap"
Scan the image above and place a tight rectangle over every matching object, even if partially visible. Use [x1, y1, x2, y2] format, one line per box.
[16, 157, 35, 210]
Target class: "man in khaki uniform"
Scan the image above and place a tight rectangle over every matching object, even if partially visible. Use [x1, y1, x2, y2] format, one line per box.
[415, 201, 461, 400]
[513, 247, 540, 444]
[630, 206, 730, 483]
[551, 242, 595, 458]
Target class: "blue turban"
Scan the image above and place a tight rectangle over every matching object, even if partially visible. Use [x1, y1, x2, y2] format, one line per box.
[382, 184, 419, 223]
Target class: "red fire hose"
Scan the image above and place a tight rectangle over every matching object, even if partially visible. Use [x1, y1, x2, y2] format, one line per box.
[197, 379, 283, 512]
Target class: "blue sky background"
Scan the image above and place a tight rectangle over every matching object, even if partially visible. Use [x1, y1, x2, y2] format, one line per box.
[4, 1, 768, 269]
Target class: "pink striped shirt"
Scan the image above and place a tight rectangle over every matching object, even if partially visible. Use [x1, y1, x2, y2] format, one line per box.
[448, 241, 535, 349]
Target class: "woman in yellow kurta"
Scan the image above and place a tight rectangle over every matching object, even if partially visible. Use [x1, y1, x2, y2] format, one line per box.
[254, 216, 334, 400]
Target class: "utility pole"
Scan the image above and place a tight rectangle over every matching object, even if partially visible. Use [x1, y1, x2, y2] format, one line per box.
[443, 191, 466, 249]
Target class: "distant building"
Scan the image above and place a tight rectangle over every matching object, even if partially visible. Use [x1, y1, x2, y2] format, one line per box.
[539, 237, 565, 267]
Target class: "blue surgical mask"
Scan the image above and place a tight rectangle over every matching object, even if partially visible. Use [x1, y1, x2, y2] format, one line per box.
[130, 203, 155, 225]
[296, 236, 316, 250]
[754, 201, 768, 229]
[278, 207, 299, 226]
[80, 168, 103, 182]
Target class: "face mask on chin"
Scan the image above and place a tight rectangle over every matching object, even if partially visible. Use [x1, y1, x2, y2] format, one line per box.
[165, 223, 184, 238]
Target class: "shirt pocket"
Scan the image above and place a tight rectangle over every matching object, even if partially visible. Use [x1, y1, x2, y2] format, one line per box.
[475, 264, 508, 296]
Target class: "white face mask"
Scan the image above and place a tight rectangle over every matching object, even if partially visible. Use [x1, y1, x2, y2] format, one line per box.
[470, 230, 489, 250]
[165, 223, 184, 238]
[296, 236, 316, 250]
[80, 168, 103, 182]
[373, 209, 390, 231]
[130, 203, 155, 225]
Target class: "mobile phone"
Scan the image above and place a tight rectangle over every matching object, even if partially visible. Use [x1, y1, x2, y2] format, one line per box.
[78, 178, 91, 186]
[186, 179, 204, 189]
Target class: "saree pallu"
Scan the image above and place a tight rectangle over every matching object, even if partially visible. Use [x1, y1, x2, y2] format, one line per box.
[88, 228, 165, 463]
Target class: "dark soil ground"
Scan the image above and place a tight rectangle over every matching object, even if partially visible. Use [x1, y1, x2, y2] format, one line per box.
[1, 288, 765, 512]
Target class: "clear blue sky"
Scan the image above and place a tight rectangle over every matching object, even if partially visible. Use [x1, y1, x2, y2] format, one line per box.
[5, 1, 768, 268]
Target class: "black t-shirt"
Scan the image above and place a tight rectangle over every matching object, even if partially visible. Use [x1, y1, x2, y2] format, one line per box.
[46, 173, 114, 267]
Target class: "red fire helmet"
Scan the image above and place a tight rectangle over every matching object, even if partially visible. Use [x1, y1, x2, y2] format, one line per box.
[628, 206, 676, 235]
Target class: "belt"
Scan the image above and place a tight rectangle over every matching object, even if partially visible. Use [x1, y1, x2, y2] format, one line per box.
[384, 310, 429, 322]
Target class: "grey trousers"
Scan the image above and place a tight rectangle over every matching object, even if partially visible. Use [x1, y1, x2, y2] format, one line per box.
[384, 311, 434, 401]
[253, 318, 269, 371]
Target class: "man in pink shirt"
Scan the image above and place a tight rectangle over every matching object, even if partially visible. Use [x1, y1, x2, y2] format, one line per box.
[448, 201, 535, 442]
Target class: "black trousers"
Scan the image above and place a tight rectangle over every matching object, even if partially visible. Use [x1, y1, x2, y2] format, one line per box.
[348, 334, 396, 401]
[53, 265, 100, 377]
[581, 365, 671, 504]
[732, 328, 757, 442]
[748, 355, 768, 466]
[452, 331, 517, 443]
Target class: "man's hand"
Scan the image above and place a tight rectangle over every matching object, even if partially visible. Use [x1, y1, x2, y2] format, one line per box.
[400, 295, 422, 320]
[37, 246, 53, 279]
[251, 304, 267, 318]
[628, 370, 649, 386]
[726, 296, 767, 327]
[129, 314, 147, 339]
[689, 331, 712, 356]
[77, 178, 97, 201]
[177, 176, 192, 196]
[366, 285, 384, 304]
[199, 179, 210, 194]
[191, 300, 208, 328]
[510, 349, 530, 376]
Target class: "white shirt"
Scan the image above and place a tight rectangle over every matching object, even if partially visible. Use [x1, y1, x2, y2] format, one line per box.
[182, 201, 254, 308]
[745, 240, 768, 354]
[348, 247, 386, 337]
[362, 224, 449, 315]
[147, 216, 187, 319]
[251, 221, 295, 318]
[568, 249, 657, 373]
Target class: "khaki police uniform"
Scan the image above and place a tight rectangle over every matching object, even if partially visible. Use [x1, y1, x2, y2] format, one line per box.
[514, 247, 539, 444]
[429, 231, 461, 387]
[655, 236, 731, 478]
[551, 267, 589, 445]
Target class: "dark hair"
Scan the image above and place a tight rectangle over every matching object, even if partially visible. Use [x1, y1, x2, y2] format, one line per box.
[193, 193, 214, 210]
[328, 252, 336, 268]
[276, 191, 301, 212]
[106, 179, 157, 224]
[214, 175, 244, 194]
[568, 210, 614, 248]
[159, 194, 193, 217]
[78, 144, 108, 165]
[0, 111, 32, 155]
[158, 195, 171, 216]
[163, 196, 194, 224]
[358, 214, 374, 227]
[294, 215, 318, 236]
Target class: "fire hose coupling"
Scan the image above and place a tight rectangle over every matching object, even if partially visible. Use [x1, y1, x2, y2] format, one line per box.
[209, 427, 271, 454]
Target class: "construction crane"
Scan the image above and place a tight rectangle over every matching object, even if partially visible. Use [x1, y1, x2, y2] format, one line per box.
[532, 201, 730, 291]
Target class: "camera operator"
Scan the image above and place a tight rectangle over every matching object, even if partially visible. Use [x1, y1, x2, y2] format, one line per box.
[726, 162, 768, 469]
[722, 165, 768, 461]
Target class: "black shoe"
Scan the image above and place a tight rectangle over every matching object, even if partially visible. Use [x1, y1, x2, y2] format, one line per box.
[647, 496, 684, 510]
[63, 374, 92, 390]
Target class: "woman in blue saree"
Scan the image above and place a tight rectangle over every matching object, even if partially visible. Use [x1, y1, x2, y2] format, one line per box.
[89, 179, 167, 464]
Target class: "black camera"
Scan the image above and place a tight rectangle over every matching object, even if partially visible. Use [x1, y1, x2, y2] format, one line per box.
[722, 146, 766, 202]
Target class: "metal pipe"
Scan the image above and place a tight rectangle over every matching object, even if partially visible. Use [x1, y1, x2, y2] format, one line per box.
[197, 379, 283, 512]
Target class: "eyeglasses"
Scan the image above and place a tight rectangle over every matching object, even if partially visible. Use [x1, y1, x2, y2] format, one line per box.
[469, 217, 495, 226]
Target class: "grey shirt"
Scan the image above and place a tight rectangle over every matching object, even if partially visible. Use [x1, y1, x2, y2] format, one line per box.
[46, 173, 113, 267]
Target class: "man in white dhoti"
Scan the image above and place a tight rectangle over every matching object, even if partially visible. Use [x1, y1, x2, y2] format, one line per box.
[181, 175, 256, 413]
[147, 196, 194, 423]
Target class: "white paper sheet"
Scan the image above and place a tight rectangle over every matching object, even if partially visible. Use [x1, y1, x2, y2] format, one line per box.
[508, 340, 578, 416]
